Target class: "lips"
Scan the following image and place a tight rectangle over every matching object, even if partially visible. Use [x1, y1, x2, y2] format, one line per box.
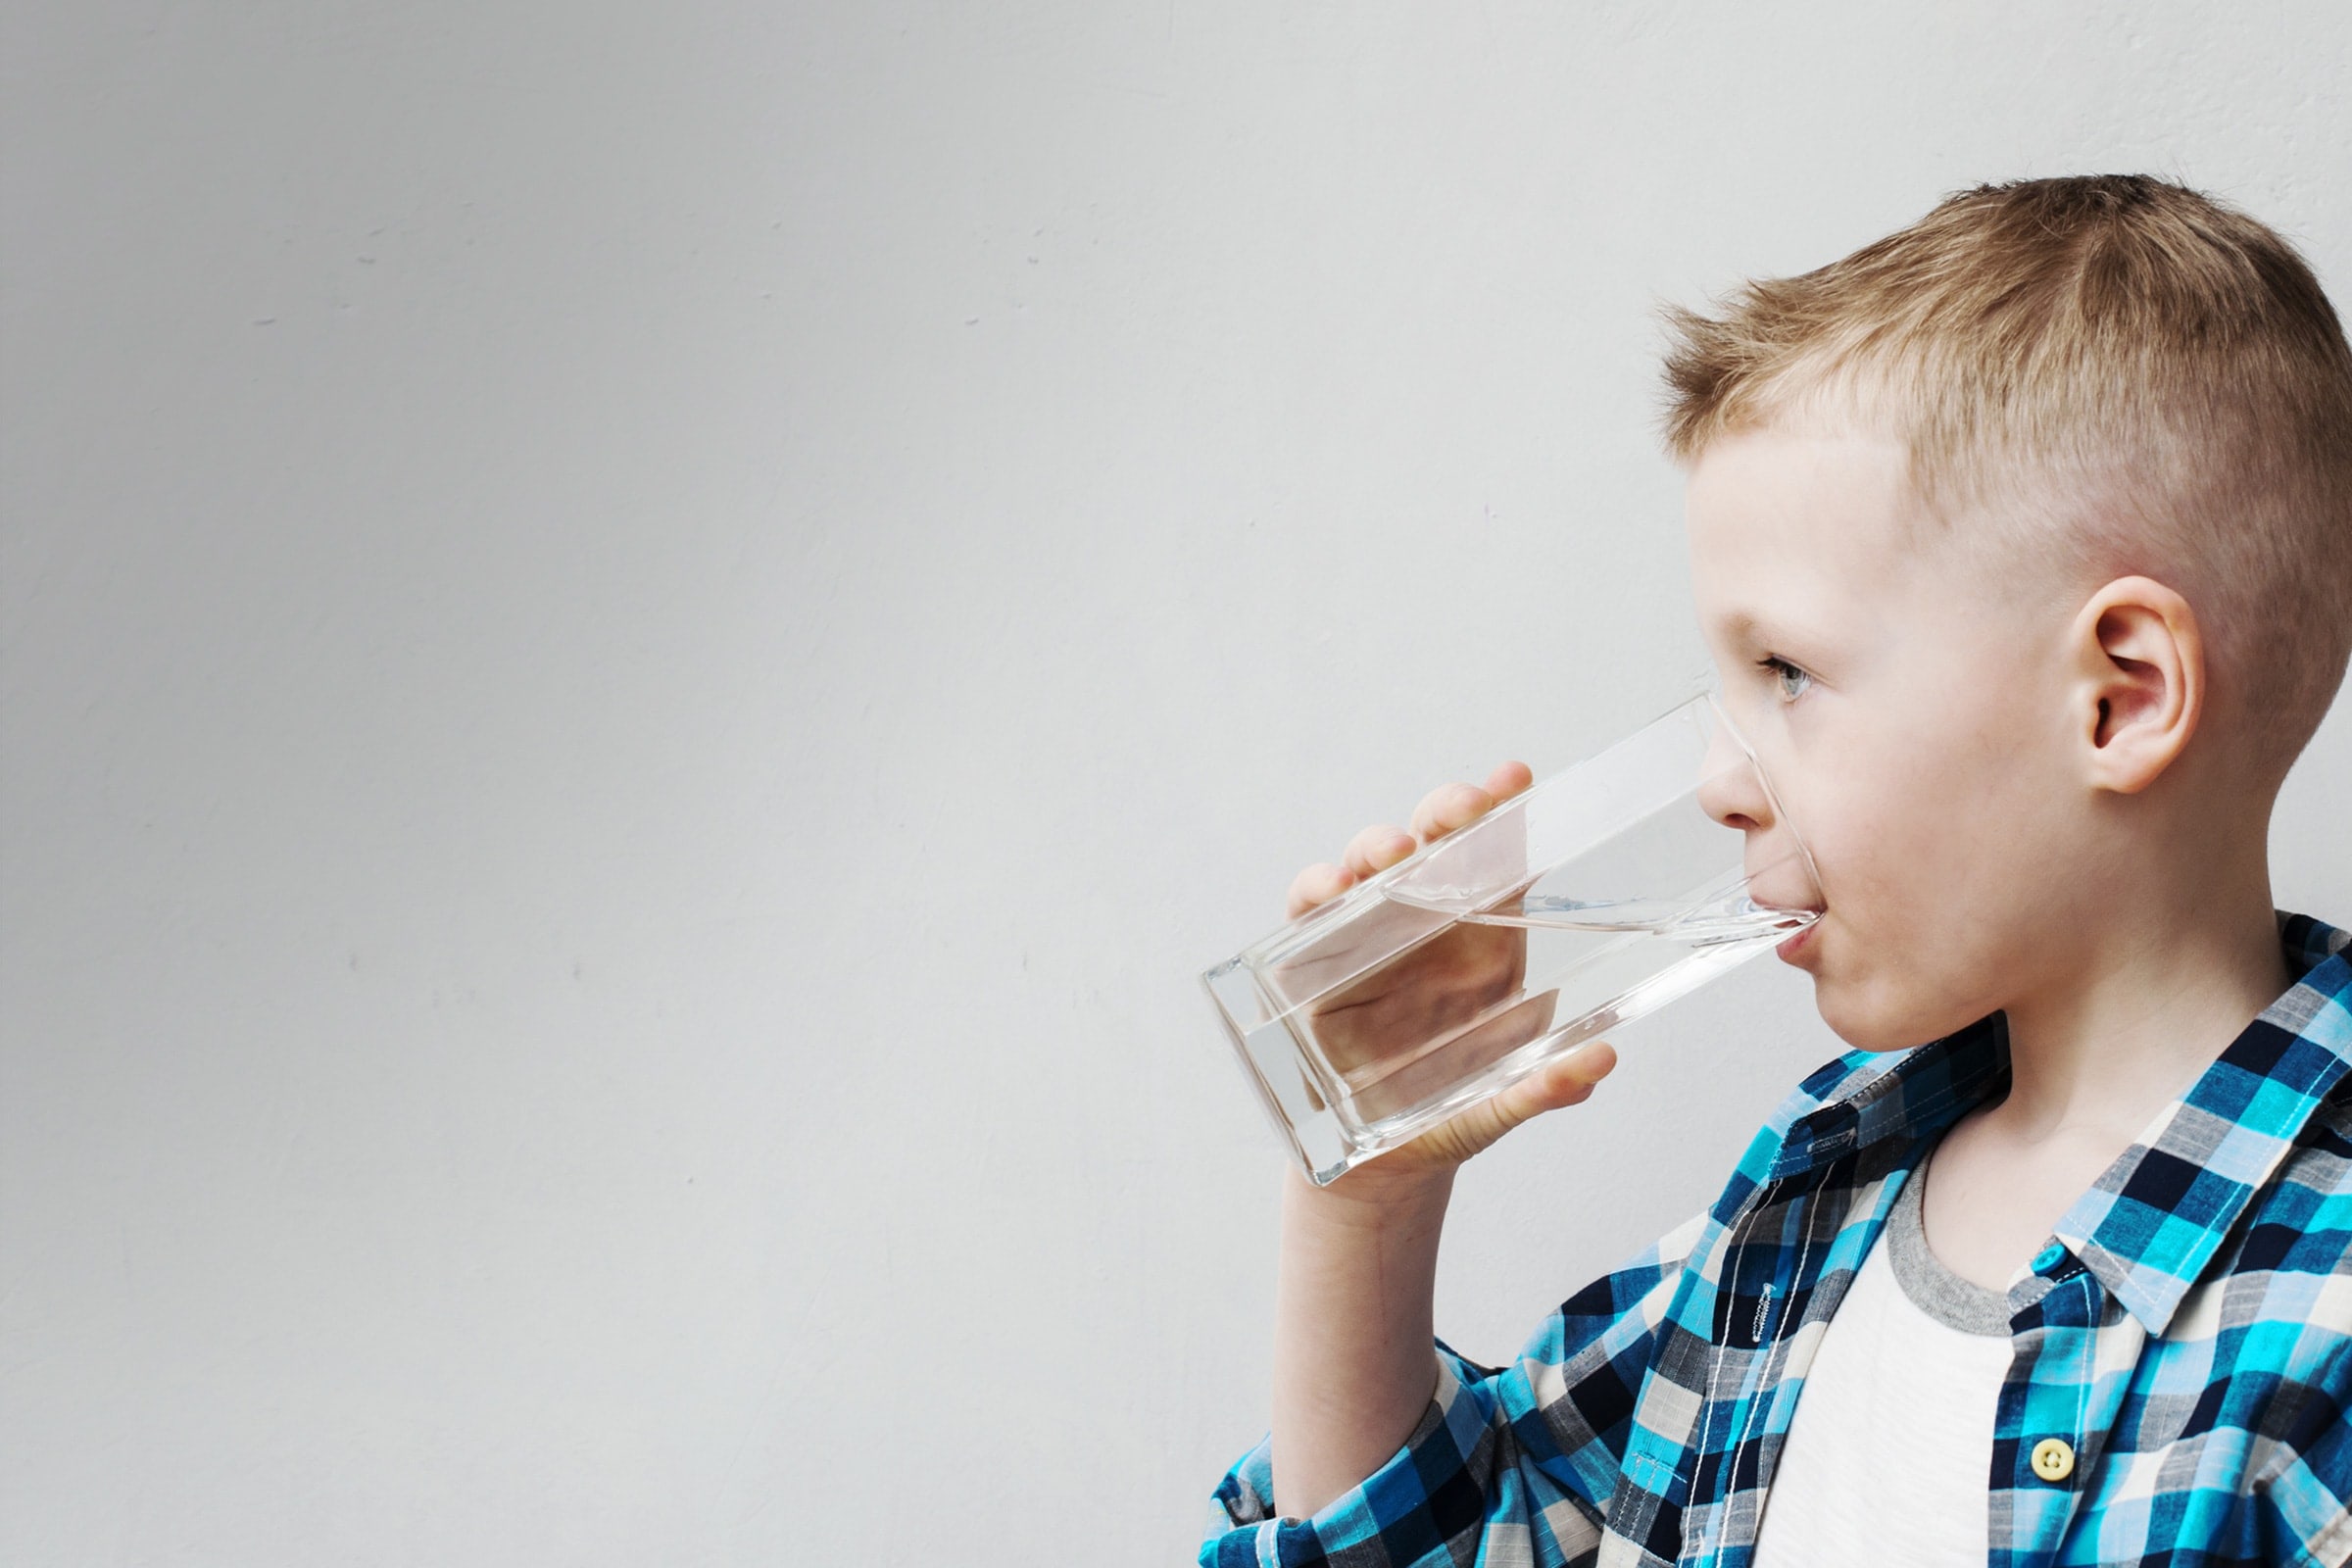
[1777, 919, 1822, 962]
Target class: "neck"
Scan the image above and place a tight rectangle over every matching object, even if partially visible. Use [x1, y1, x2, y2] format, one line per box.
[1989, 858, 2291, 1149]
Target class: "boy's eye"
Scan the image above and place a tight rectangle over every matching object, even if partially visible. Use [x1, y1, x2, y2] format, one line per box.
[1757, 655, 1813, 703]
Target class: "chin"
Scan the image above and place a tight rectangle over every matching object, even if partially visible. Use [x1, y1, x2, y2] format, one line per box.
[1811, 976, 1970, 1056]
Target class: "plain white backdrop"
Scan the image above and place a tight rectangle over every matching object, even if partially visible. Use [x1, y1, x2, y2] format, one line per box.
[5, 3, 2350, 1562]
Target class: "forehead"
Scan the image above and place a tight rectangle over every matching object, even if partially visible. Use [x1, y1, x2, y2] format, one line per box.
[1684, 426, 1930, 651]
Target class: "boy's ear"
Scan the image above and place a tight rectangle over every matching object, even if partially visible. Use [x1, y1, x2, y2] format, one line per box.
[2066, 575, 2203, 795]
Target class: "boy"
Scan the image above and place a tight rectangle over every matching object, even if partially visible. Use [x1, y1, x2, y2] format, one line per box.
[1203, 175, 2352, 1566]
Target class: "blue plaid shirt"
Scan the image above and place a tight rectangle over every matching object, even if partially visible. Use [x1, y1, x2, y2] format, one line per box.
[1206, 911, 2352, 1567]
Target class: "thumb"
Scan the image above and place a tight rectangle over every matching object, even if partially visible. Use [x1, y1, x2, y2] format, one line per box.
[1490, 1040, 1617, 1131]
[1413, 1040, 1618, 1166]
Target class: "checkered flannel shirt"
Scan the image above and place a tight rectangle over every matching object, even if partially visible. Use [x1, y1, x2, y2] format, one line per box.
[1205, 911, 2352, 1566]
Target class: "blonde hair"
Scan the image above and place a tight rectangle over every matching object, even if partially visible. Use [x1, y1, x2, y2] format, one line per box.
[1658, 174, 2352, 782]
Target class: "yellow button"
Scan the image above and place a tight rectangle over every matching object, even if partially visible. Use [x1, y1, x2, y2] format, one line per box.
[2031, 1438, 2076, 1482]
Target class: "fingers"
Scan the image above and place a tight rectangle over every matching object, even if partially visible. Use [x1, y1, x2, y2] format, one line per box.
[1285, 861, 1355, 919]
[1285, 823, 1414, 919]
[1286, 761, 1529, 918]
[1342, 824, 1416, 880]
[1410, 781, 1495, 844]
[1485, 760, 1534, 802]
[1406, 760, 1528, 843]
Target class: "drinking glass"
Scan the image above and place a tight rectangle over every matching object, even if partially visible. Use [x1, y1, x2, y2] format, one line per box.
[1200, 692, 1822, 1185]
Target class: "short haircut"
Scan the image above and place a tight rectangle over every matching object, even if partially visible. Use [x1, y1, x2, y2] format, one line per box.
[1657, 174, 2352, 783]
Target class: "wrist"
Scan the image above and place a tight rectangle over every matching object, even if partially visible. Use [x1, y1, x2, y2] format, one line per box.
[1281, 1160, 1455, 1235]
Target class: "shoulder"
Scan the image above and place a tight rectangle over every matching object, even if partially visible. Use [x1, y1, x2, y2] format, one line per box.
[2238, 1082, 2352, 1280]
[2167, 1084, 2352, 1371]
[2225, 947, 2352, 1294]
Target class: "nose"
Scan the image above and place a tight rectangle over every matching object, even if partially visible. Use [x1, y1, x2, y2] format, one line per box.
[1695, 715, 1773, 833]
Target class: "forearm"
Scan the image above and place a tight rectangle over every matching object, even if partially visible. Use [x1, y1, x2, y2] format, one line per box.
[1268, 1163, 1456, 1519]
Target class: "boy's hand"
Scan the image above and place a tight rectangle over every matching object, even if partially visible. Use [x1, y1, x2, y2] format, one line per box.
[1285, 761, 1617, 1200]
[1268, 760, 1614, 1517]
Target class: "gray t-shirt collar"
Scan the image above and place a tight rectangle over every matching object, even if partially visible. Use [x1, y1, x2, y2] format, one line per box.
[1886, 1141, 2015, 1338]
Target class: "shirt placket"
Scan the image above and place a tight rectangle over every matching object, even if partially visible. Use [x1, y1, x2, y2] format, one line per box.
[1676, 1170, 1859, 1567]
[1990, 1261, 2127, 1568]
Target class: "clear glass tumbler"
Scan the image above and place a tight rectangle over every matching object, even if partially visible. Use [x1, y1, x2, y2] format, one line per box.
[1200, 693, 1822, 1185]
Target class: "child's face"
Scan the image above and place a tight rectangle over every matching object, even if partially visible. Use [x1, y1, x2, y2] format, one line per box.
[1686, 425, 2089, 1053]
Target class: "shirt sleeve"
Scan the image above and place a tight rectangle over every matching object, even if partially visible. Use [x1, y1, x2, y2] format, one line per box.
[1200, 1208, 1712, 1568]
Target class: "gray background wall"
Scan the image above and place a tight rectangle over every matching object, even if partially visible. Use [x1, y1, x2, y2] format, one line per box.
[5, 3, 2349, 1562]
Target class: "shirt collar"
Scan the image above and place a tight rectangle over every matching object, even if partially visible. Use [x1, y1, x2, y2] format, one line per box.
[1769, 912, 2352, 1337]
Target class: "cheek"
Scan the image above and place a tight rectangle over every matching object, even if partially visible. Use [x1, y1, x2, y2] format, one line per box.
[1790, 744, 2035, 1047]
[1773, 640, 2091, 1043]
[1793, 753, 1959, 913]
[1798, 696, 2042, 911]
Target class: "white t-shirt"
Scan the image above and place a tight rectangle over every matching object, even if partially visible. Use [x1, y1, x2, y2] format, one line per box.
[1749, 1150, 2018, 1566]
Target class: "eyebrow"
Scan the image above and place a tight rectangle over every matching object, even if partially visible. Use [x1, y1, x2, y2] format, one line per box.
[1709, 611, 1781, 646]
[1708, 610, 1836, 664]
